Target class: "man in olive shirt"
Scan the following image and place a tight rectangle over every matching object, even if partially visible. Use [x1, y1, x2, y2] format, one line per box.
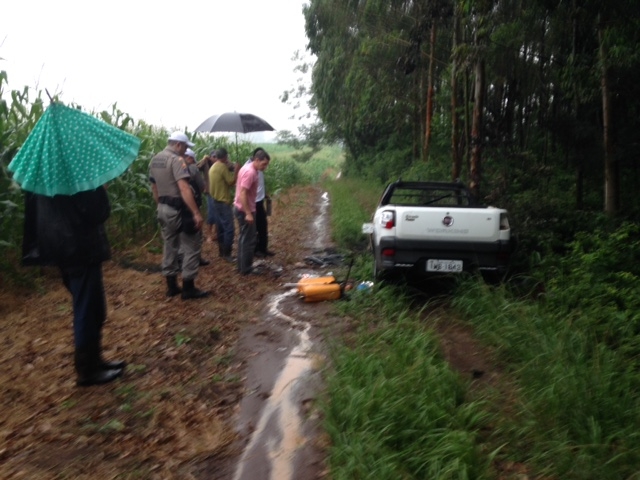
[209, 147, 240, 262]
[149, 131, 209, 300]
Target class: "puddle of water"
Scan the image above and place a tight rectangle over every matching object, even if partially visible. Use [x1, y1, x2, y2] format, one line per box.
[312, 192, 330, 249]
[233, 190, 332, 480]
[266, 324, 312, 479]
[233, 290, 314, 480]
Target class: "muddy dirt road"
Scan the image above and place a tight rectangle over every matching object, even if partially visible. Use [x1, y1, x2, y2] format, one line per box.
[0, 185, 338, 479]
[0, 183, 497, 479]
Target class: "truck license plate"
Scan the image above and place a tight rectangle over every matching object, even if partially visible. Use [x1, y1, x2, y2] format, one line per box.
[426, 259, 463, 273]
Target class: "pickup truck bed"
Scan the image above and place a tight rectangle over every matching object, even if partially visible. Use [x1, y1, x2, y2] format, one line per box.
[363, 181, 512, 279]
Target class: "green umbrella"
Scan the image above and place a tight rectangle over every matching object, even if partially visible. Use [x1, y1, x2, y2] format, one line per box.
[8, 103, 141, 196]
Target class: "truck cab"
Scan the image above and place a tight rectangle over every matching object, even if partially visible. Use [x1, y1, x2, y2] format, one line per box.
[363, 181, 512, 280]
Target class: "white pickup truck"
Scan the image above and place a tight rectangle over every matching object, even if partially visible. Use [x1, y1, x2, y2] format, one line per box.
[362, 180, 512, 280]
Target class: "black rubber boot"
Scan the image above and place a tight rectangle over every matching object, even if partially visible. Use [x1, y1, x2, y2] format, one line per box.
[101, 358, 126, 370]
[97, 337, 126, 370]
[217, 240, 225, 258]
[166, 275, 182, 297]
[181, 279, 210, 300]
[75, 346, 123, 387]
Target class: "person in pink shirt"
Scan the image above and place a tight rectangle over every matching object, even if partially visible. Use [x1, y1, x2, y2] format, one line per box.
[233, 149, 270, 274]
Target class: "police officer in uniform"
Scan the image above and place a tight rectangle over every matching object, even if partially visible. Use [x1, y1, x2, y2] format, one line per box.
[149, 131, 209, 300]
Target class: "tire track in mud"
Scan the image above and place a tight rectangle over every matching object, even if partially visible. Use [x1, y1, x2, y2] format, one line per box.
[231, 190, 332, 480]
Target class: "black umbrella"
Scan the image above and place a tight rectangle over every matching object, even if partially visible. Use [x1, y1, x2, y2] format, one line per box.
[195, 112, 275, 134]
[194, 112, 275, 160]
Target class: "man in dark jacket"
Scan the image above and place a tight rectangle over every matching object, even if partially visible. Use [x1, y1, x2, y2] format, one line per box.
[22, 186, 125, 387]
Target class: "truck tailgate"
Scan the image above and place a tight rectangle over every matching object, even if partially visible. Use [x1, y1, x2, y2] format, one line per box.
[394, 207, 506, 243]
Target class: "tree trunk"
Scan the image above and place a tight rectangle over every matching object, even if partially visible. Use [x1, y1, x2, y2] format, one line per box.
[538, 17, 549, 164]
[423, 22, 437, 161]
[599, 20, 618, 215]
[572, 0, 584, 210]
[451, 10, 462, 181]
[413, 65, 422, 160]
[470, 58, 485, 199]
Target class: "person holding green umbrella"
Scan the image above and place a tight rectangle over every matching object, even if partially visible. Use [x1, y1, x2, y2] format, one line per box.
[9, 102, 141, 386]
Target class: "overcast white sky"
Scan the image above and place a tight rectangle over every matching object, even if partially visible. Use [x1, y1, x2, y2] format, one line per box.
[0, 0, 313, 139]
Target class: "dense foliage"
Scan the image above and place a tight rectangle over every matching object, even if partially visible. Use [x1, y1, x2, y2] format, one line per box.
[310, 4, 640, 472]
[303, 0, 640, 319]
[303, 0, 640, 220]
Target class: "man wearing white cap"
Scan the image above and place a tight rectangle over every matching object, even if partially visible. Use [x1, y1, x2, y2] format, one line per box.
[149, 131, 209, 300]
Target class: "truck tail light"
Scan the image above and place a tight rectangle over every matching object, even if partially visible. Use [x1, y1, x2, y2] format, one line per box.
[499, 213, 510, 231]
[380, 211, 395, 229]
[381, 248, 395, 257]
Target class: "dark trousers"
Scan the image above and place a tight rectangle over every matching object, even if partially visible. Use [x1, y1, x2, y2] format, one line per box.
[213, 200, 234, 249]
[234, 208, 257, 274]
[61, 263, 106, 349]
[255, 199, 269, 253]
[206, 195, 217, 226]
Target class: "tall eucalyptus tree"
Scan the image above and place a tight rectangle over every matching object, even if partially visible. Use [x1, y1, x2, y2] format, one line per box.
[305, 0, 456, 176]
[305, 0, 640, 215]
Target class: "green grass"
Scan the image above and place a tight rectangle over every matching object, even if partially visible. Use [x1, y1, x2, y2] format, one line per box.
[452, 279, 640, 479]
[323, 175, 640, 479]
[322, 251, 640, 479]
[322, 176, 381, 251]
[323, 285, 493, 479]
[266, 144, 345, 190]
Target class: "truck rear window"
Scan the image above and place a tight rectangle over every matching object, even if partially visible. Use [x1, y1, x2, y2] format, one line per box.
[389, 188, 472, 207]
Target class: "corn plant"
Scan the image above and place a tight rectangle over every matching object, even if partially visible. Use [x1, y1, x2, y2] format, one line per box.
[0, 71, 46, 284]
[0, 66, 346, 283]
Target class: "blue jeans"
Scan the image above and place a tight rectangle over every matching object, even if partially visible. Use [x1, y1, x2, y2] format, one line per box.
[213, 200, 234, 249]
[62, 263, 106, 349]
[206, 195, 217, 226]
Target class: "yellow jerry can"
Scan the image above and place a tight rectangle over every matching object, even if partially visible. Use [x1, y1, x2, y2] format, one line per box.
[296, 276, 336, 292]
[298, 282, 342, 302]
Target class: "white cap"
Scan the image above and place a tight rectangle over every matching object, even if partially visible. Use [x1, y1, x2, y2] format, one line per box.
[168, 131, 195, 147]
[185, 148, 196, 159]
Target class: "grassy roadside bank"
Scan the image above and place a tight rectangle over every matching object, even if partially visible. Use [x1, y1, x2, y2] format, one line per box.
[321, 177, 497, 478]
[453, 278, 640, 479]
[322, 176, 640, 479]
[324, 286, 494, 479]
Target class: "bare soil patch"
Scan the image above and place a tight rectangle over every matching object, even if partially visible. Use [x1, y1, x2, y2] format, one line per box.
[0, 184, 503, 480]
[0, 185, 334, 479]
